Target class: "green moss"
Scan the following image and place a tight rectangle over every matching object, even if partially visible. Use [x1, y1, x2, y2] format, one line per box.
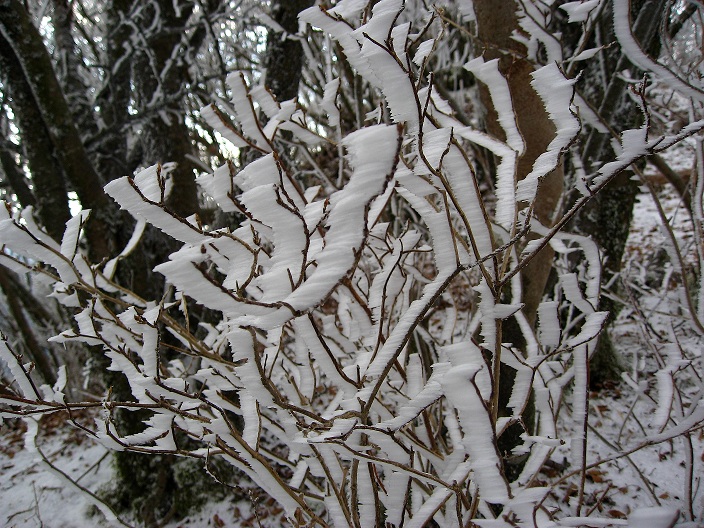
[98, 452, 170, 526]
[589, 329, 624, 389]
[97, 451, 237, 527]
[170, 456, 233, 517]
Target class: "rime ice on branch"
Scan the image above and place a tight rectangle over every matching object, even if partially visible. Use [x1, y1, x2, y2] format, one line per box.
[2, 0, 704, 526]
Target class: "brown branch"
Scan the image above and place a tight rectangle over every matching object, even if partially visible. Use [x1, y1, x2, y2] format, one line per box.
[0, 266, 56, 385]
[648, 153, 692, 213]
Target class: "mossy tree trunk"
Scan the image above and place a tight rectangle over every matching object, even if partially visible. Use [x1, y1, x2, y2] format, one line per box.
[568, 0, 667, 387]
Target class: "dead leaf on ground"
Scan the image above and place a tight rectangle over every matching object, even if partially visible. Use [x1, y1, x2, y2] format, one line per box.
[587, 468, 605, 483]
[608, 509, 627, 519]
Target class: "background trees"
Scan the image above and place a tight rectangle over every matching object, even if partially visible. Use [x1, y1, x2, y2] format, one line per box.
[1, 0, 277, 521]
[1, 0, 703, 526]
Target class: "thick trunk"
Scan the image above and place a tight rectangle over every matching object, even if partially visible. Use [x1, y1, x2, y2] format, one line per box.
[0, 0, 118, 260]
[264, 0, 315, 102]
[572, 0, 667, 386]
[473, 0, 564, 478]
[473, 1, 563, 323]
[50, 0, 95, 137]
[0, 0, 106, 206]
[0, 32, 71, 241]
[105, 4, 209, 523]
[93, 0, 133, 183]
[133, 1, 200, 219]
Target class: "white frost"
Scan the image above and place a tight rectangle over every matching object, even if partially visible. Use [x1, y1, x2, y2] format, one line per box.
[442, 364, 510, 504]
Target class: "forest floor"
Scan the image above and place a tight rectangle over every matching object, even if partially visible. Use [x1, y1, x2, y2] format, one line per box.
[1, 183, 703, 527]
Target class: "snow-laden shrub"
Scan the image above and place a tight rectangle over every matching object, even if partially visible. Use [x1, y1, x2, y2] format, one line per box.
[2, 1, 703, 526]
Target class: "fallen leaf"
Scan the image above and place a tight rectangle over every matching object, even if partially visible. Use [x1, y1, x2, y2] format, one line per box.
[562, 483, 578, 502]
[608, 509, 627, 519]
[587, 469, 605, 483]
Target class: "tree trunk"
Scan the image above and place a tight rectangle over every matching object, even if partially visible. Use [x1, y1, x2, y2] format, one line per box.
[0, 0, 118, 261]
[93, 0, 133, 183]
[0, 32, 71, 241]
[473, 1, 564, 323]
[104, 3, 212, 523]
[264, 0, 315, 102]
[473, 0, 564, 479]
[50, 0, 95, 138]
[133, 1, 200, 220]
[0, 267, 57, 385]
[571, 0, 667, 387]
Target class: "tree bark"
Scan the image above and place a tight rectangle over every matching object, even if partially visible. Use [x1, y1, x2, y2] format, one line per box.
[104, 3, 209, 523]
[473, 0, 564, 324]
[0, 31, 71, 241]
[264, 0, 315, 102]
[473, 0, 565, 480]
[0, 0, 106, 207]
[92, 0, 133, 183]
[132, 1, 200, 219]
[0, 0, 118, 260]
[571, 0, 667, 386]
[0, 267, 57, 385]
[50, 0, 95, 137]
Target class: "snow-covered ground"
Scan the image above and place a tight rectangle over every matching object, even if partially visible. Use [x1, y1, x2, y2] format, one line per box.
[0, 414, 113, 527]
[540, 183, 704, 526]
[0, 416, 274, 527]
[1, 184, 703, 527]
